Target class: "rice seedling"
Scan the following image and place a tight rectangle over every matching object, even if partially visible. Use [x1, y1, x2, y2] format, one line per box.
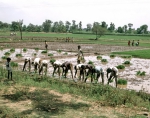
[117, 79, 127, 85]
[97, 55, 102, 60]
[110, 54, 116, 58]
[23, 48, 27, 52]
[41, 50, 47, 53]
[10, 62, 18, 67]
[123, 60, 130, 65]
[4, 52, 10, 56]
[10, 48, 15, 52]
[88, 60, 94, 65]
[116, 65, 125, 69]
[48, 53, 53, 56]
[16, 53, 22, 57]
[35, 48, 39, 51]
[1, 56, 7, 59]
[101, 59, 107, 62]
[136, 71, 146, 76]
[57, 49, 62, 53]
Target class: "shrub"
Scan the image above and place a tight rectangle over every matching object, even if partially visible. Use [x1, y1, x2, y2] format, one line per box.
[23, 48, 27, 52]
[35, 48, 39, 51]
[4, 52, 10, 56]
[101, 59, 107, 62]
[10, 48, 15, 52]
[63, 52, 68, 55]
[97, 55, 102, 60]
[110, 54, 116, 58]
[1, 56, 7, 59]
[16, 53, 22, 57]
[88, 60, 94, 65]
[116, 65, 125, 69]
[136, 71, 146, 76]
[48, 53, 53, 56]
[123, 60, 130, 64]
[50, 59, 56, 64]
[117, 79, 127, 85]
[10, 62, 18, 67]
[41, 50, 47, 53]
[57, 49, 62, 53]
[120, 55, 132, 58]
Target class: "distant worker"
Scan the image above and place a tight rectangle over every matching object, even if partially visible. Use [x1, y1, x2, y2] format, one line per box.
[6, 57, 12, 80]
[128, 40, 130, 46]
[45, 40, 48, 50]
[76, 45, 84, 64]
[132, 40, 134, 46]
[136, 40, 139, 46]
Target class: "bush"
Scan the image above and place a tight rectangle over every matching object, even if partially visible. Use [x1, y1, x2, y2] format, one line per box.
[101, 59, 107, 62]
[23, 48, 27, 52]
[120, 55, 132, 58]
[116, 65, 125, 69]
[10, 48, 15, 52]
[35, 48, 39, 51]
[117, 79, 127, 85]
[48, 53, 53, 56]
[63, 52, 68, 55]
[4, 52, 10, 56]
[136, 71, 146, 76]
[1, 56, 7, 59]
[123, 60, 130, 64]
[110, 54, 116, 58]
[97, 55, 102, 60]
[16, 53, 22, 57]
[10, 62, 18, 67]
[41, 50, 47, 53]
[50, 59, 56, 64]
[88, 60, 94, 65]
[57, 49, 62, 53]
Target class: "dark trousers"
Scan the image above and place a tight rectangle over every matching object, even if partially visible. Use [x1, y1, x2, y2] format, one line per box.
[8, 70, 12, 80]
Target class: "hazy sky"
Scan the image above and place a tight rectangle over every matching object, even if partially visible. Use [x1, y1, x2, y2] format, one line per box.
[0, 0, 150, 30]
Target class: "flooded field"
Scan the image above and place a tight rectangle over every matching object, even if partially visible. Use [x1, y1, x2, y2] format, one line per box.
[1, 48, 150, 93]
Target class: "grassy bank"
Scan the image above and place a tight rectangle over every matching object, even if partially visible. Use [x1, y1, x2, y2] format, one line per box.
[0, 66, 150, 117]
[112, 49, 150, 59]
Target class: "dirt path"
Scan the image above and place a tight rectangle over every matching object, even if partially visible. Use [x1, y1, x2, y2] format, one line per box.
[0, 86, 149, 118]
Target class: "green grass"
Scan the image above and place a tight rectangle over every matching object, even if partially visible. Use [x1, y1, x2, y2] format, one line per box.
[117, 79, 127, 85]
[112, 49, 150, 59]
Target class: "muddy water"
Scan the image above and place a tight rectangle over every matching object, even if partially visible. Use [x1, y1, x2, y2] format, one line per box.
[1, 48, 150, 93]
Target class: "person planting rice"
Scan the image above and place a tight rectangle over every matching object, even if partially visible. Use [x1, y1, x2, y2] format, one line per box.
[45, 40, 48, 50]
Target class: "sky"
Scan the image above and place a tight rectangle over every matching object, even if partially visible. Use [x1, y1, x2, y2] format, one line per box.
[0, 0, 150, 30]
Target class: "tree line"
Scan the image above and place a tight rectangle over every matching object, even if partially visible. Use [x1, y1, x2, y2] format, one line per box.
[0, 20, 149, 36]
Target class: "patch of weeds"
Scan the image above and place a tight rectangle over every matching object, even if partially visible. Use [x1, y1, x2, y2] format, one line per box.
[41, 50, 47, 53]
[10, 48, 15, 52]
[0, 47, 3, 50]
[117, 79, 127, 85]
[110, 54, 116, 58]
[1, 56, 7, 60]
[33, 53, 37, 56]
[88, 60, 94, 65]
[63, 52, 68, 55]
[116, 65, 125, 69]
[35, 48, 39, 51]
[50, 58, 56, 64]
[10, 62, 18, 67]
[97, 55, 102, 60]
[136, 71, 146, 76]
[23, 48, 27, 52]
[57, 49, 62, 53]
[101, 59, 107, 63]
[123, 60, 130, 65]
[16, 53, 22, 57]
[48, 53, 53, 56]
[4, 52, 10, 56]
[120, 55, 132, 58]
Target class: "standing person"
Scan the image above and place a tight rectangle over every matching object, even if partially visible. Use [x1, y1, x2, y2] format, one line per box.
[6, 57, 12, 80]
[45, 40, 48, 50]
[76, 45, 84, 64]
[132, 40, 134, 46]
[128, 40, 130, 46]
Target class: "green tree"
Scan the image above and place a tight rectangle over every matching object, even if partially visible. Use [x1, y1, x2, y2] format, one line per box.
[52, 21, 59, 32]
[18, 19, 23, 40]
[78, 21, 82, 31]
[86, 23, 92, 32]
[11, 21, 19, 31]
[117, 26, 124, 33]
[108, 22, 115, 32]
[42, 20, 52, 32]
[123, 25, 127, 33]
[128, 23, 133, 33]
[65, 21, 71, 32]
[101, 21, 108, 28]
[92, 22, 107, 40]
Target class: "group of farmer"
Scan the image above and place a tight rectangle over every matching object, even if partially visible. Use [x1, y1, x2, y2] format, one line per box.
[5, 40, 118, 87]
[128, 40, 139, 46]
